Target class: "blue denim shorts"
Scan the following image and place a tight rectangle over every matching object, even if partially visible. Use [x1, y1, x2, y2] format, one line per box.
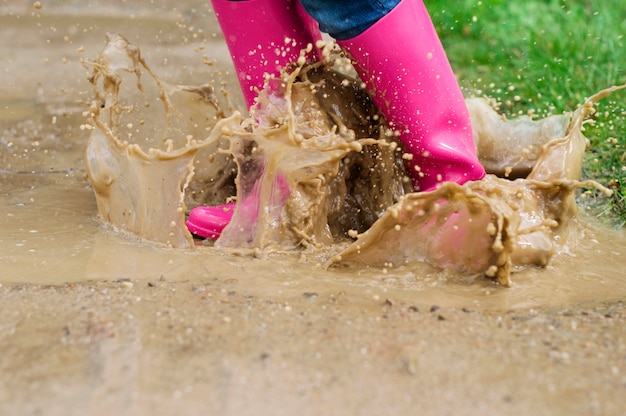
[299, 0, 401, 40]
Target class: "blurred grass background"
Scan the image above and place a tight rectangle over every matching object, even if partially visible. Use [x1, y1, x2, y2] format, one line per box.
[427, 0, 626, 227]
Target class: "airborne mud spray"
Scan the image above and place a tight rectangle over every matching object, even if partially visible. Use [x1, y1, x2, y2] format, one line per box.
[85, 34, 623, 288]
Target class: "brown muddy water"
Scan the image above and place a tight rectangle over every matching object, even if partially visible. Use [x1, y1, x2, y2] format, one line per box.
[1, 2, 626, 415]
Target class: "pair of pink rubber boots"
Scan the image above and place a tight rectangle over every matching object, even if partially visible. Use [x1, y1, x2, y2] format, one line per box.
[186, 0, 485, 240]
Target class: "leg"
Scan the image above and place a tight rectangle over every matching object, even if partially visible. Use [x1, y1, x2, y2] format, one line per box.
[188, 0, 322, 239]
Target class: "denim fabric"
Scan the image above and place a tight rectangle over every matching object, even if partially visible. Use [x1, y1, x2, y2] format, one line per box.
[299, 0, 401, 40]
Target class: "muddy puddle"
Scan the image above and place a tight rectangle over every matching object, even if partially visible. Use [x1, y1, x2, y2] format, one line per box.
[2, 2, 626, 415]
[1, 1, 625, 310]
[3, 170, 626, 310]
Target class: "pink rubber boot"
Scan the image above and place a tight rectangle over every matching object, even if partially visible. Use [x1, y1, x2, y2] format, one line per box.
[188, 0, 322, 239]
[338, 0, 485, 191]
[186, 202, 235, 240]
[187, 173, 291, 240]
[211, 0, 323, 107]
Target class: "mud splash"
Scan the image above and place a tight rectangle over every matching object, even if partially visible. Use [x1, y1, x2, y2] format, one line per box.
[0, 8, 624, 306]
[85, 34, 406, 249]
[83, 34, 623, 287]
[333, 88, 622, 286]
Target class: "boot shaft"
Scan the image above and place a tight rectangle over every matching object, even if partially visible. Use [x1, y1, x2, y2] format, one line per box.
[337, 0, 485, 190]
[211, 0, 322, 108]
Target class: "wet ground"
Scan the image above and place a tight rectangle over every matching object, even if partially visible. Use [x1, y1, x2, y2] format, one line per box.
[1, 1, 626, 415]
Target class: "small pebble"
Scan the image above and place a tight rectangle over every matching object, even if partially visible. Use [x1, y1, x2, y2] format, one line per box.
[120, 281, 133, 289]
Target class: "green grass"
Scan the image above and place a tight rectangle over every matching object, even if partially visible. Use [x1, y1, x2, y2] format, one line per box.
[427, 0, 626, 227]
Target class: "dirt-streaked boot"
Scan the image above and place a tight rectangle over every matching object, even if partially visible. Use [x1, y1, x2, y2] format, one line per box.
[337, 0, 485, 191]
